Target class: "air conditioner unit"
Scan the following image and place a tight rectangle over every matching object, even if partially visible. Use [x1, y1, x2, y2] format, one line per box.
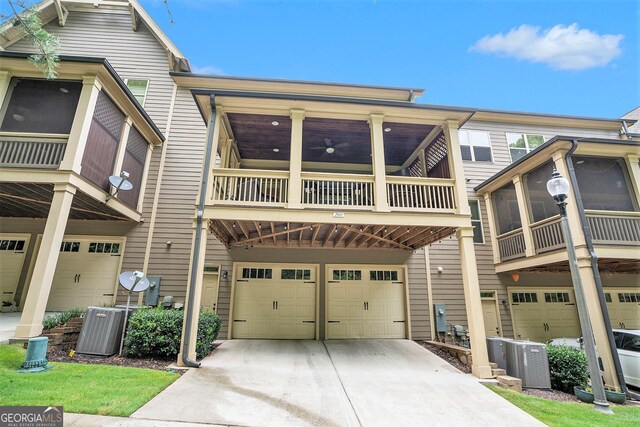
[505, 340, 551, 389]
[76, 307, 125, 356]
[486, 337, 512, 370]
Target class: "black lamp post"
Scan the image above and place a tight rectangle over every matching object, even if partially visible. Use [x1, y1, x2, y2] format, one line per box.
[547, 169, 612, 413]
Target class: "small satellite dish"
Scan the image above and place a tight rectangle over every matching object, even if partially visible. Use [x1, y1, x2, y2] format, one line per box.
[117, 270, 149, 355]
[106, 171, 133, 201]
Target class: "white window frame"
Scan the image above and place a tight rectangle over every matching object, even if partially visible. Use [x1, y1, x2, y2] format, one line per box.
[469, 199, 485, 244]
[124, 79, 150, 107]
[458, 130, 493, 162]
[506, 133, 546, 163]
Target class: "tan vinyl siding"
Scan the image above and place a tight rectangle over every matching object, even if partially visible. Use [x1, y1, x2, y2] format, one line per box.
[407, 249, 430, 339]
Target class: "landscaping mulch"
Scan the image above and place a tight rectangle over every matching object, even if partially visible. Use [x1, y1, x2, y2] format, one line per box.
[523, 388, 579, 403]
[47, 347, 185, 374]
[419, 341, 472, 374]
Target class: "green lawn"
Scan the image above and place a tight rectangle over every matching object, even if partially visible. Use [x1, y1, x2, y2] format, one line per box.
[488, 385, 640, 427]
[0, 344, 179, 416]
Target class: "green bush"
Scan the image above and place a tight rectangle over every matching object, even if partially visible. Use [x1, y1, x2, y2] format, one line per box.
[547, 344, 588, 393]
[42, 309, 85, 330]
[123, 308, 222, 359]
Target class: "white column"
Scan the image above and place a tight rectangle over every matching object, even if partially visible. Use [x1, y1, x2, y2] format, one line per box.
[482, 193, 501, 264]
[205, 106, 222, 203]
[369, 114, 389, 212]
[443, 120, 471, 215]
[288, 109, 305, 209]
[624, 154, 640, 205]
[59, 76, 102, 173]
[512, 175, 535, 257]
[0, 71, 13, 107]
[14, 184, 76, 338]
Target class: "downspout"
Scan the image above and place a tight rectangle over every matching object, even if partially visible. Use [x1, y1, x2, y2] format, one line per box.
[181, 94, 216, 368]
[565, 139, 629, 396]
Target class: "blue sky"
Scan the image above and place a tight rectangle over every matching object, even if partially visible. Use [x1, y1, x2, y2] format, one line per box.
[140, 0, 639, 118]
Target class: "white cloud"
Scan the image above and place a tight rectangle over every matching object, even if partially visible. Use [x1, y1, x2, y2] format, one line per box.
[191, 65, 225, 75]
[470, 24, 623, 71]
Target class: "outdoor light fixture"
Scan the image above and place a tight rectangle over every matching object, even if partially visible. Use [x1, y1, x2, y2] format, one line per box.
[271, 121, 279, 126]
[546, 168, 612, 414]
[222, 271, 228, 280]
[273, 148, 280, 152]
[384, 127, 391, 132]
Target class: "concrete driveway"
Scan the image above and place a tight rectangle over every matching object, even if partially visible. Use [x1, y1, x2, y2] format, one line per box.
[133, 340, 543, 427]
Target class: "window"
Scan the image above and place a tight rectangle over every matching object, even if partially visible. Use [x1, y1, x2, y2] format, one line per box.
[0, 240, 25, 251]
[469, 200, 484, 243]
[0, 78, 82, 134]
[281, 269, 311, 280]
[60, 241, 80, 252]
[369, 270, 399, 281]
[88, 242, 120, 254]
[618, 293, 640, 303]
[332, 270, 362, 281]
[125, 79, 149, 107]
[480, 291, 496, 298]
[544, 292, 570, 303]
[241, 268, 272, 279]
[506, 133, 545, 162]
[605, 293, 612, 303]
[574, 156, 637, 212]
[458, 130, 492, 162]
[512, 292, 538, 303]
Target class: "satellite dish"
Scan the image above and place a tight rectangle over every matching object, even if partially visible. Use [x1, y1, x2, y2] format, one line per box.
[117, 270, 149, 355]
[106, 171, 133, 201]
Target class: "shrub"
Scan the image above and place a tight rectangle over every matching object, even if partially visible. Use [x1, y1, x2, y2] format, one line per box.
[547, 344, 588, 393]
[42, 308, 85, 330]
[124, 308, 222, 359]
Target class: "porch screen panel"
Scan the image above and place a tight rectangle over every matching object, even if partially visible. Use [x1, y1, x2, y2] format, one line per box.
[81, 92, 125, 190]
[573, 156, 637, 211]
[424, 133, 450, 178]
[524, 161, 557, 222]
[118, 127, 147, 208]
[492, 182, 521, 235]
[0, 78, 82, 134]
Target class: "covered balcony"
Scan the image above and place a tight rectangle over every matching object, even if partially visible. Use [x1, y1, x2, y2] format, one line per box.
[476, 137, 640, 274]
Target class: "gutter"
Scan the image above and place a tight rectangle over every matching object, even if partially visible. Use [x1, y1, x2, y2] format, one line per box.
[181, 94, 217, 368]
[564, 139, 629, 397]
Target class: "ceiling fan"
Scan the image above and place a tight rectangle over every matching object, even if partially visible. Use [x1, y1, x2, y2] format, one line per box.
[310, 138, 349, 157]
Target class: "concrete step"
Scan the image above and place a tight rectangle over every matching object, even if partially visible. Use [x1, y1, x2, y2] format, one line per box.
[497, 375, 522, 392]
[489, 362, 498, 369]
[492, 368, 506, 377]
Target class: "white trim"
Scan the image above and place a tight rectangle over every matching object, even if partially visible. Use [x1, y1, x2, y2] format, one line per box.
[506, 132, 547, 163]
[458, 129, 494, 163]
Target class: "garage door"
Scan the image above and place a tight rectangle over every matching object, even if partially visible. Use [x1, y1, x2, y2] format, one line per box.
[509, 287, 581, 342]
[326, 265, 407, 339]
[48, 237, 124, 311]
[231, 263, 317, 339]
[605, 288, 640, 329]
[0, 234, 30, 303]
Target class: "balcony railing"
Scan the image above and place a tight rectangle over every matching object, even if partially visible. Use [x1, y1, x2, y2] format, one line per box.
[0, 134, 67, 169]
[211, 169, 289, 207]
[586, 211, 640, 245]
[497, 228, 526, 261]
[386, 176, 456, 212]
[301, 172, 374, 209]
[531, 216, 565, 254]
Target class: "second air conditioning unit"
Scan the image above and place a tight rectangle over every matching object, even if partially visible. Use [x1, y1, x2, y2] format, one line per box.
[505, 340, 551, 389]
[76, 307, 126, 356]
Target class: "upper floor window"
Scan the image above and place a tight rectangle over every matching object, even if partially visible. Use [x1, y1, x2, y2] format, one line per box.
[125, 79, 149, 107]
[458, 130, 492, 162]
[0, 78, 82, 134]
[469, 200, 484, 243]
[506, 133, 545, 162]
[574, 156, 637, 212]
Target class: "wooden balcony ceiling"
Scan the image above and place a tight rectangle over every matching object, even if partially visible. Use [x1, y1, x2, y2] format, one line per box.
[208, 219, 455, 250]
[521, 258, 640, 274]
[227, 113, 435, 166]
[0, 183, 129, 221]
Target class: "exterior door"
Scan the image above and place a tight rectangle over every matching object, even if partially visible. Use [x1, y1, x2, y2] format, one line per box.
[48, 238, 123, 311]
[326, 265, 407, 339]
[201, 271, 220, 313]
[0, 234, 30, 303]
[481, 297, 501, 337]
[231, 263, 317, 339]
[605, 289, 640, 329]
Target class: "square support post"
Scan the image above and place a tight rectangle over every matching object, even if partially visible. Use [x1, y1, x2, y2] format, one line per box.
[14, 184, 76, 338]
[0, 71, 12, 106]
[457, 227, 492, 378]
[512, 175, 535, 256]
[369, 114, 389, 212]
[288, 109, 305, 209]
[482, 193, 501, 264]
[443, 120, 471, 216]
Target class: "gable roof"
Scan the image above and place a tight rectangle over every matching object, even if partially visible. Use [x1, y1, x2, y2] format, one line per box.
[0, 0, 190, 72]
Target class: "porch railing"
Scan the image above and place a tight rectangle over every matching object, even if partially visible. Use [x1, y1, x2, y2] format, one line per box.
[210, 169, 289, 207]
[586, 210, 640, 245]
[0, 134, 67, 169]
[497, 228, 526, 261]
[386, 176, 456, 212]
[531, 216, 565, 254]
[301, 172, 374, 209]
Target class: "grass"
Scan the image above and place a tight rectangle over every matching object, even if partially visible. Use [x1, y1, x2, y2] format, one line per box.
[0, 344, 179, 416]
[487, 385, 640, 427]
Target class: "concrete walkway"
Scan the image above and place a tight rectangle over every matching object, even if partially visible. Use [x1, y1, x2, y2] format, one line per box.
[0, 312, 21, 343]
[133, 340, 544, 427]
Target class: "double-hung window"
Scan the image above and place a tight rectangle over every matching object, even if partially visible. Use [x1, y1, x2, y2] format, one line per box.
[469, 200, 484, 243]
[458, 130, 492, 162]
[506, 133, 545, 162]
[125, 79, 149, 107]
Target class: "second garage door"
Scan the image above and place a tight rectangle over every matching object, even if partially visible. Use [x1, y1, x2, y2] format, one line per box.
[326, 264, 407, 339]
[605, 288, 640, 329]
[231, 263, 318, 339]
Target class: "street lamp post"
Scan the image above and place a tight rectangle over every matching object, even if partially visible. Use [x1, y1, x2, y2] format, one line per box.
[547, 169, 612, 414]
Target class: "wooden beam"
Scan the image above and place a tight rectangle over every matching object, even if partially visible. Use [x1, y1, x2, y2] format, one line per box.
[220, 220, 239, 242]
[237, 221, 251, 240]
[341, 224, 412, 250]
[334, 227, 350, 247]
[253, 221, 263, 245]
[411, 227, 455, 249]
[232, 223, 314, 246]
[357, 225, 384, 248]
[322, 225, 336, 247]
[345, 225, 364, 247]
[270, 222, 277, 244]
[299, 223, 305, 247]
[311, 224, 322, 246]
[286, 222, 290, 246]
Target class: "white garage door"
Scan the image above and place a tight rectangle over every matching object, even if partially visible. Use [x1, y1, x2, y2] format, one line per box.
[0, 234, 30, 303]
[231, 264, 317, 339]
[326, 265, 407, 339]
[48, 237, 124, 311]
[509, 287, 581, 342]
[605, 289, 640, 329]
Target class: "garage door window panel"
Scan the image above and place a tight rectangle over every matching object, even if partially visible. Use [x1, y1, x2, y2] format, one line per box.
[0, 240, 25, 251]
